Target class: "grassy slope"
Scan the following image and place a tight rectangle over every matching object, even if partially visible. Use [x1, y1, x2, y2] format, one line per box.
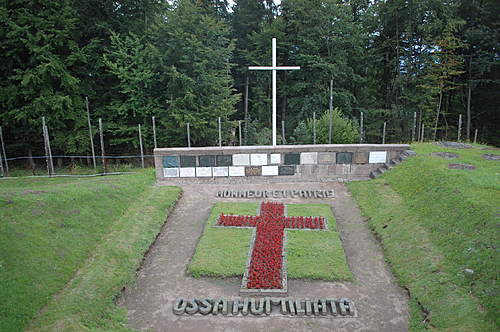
[188, 202, 352, 281]
[348, 143, 499, 331]
[0, 172, 180, 331]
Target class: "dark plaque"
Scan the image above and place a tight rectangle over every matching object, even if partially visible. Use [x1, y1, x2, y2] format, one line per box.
[245, 166, 262, 176]
[163, 156, 179, 168]
[199, 155, 216, 167]
[216, 155, 232, 166]
[180, 155, 196, 167]
[278, 165, 295, 176]
[336, 152, 353, 164]
[284, 153, 300, 165]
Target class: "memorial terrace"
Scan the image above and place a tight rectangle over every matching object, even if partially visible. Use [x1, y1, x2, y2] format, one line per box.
[154, 144, 410, 183]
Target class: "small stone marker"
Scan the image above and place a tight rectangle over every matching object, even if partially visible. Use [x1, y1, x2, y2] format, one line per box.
[300, 152, 318, 164]
[199, 155, 216, 167]
[163, 156, 179, 168]
[284, 153, 300, 165]
[245, 166, 262, 176]
[164, 168, 179, 177]
[482, 154, 500, 161]
[336, 152, 352, 164]
[180, 155, 196, 167]
[216, 155, 232, 166]
[213, 167, 229, 177]
[270, 153, 281, 164]
[179, 167, 196, 177]
[318, 152, 335, 164]
[278, 165, 295, 176]
[435, 141, 473, 149]
[368, 151, 387, 163]
[430, 152, 459, 159]
[229, 166, 245, 177]
[196, 167, 212, 177]
[233, 154, 250, 166]
[251, 154, 268, 166]
[262, 165, 279, 176]
[448, 163, 476, 170]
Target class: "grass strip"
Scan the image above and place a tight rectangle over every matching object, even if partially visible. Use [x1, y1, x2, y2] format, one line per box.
[348, 143, 498, 331]
[188, 202, 352, 281]
[25, 181, 180, 331]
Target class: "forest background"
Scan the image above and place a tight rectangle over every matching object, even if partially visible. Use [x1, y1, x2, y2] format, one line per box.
[0, 0, 498, 167]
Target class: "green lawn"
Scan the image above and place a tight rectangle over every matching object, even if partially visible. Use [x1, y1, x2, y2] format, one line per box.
[188, 202, 352, 281]
[0, 171, 180, 331]
[348, 143, 499, 331]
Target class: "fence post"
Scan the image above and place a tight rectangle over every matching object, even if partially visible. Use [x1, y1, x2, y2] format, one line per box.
[152, 116, 157, 149]
[313, 111, 316, 144]
[238, 120, 242, 146]
[382, 122, 386, 144]
[412, 112, 416, 142]
[99, 118, 107, 173]
[85, 96, 97, 169]
[328, 79, 333, 144]
[282, 120, 286, 145]
[218, 117, 222, 147]
[457, 114, 462, 141]
[0, 127, 9, 175]
[359, 112, 364, 143]
[138, 124, 144, 168]
[474, 128, 478, 144]
[186, 122, 191, 148]
[244, 76, 249, 145]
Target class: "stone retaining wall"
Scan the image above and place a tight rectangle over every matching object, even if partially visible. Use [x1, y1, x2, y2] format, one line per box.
[154, 144, 410, 183]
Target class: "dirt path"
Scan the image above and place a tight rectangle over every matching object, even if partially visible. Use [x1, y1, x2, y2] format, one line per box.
[120, 182, 409, 331]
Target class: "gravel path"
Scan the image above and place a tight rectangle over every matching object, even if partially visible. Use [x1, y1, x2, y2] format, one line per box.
[119, 182, 409, 331]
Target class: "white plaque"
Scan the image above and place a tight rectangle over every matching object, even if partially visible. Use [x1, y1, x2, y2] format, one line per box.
[262, 165, 279, 176]
[369, 151, 387, 163]
[233, 154, 250, 166]
[179, 167, 195, 177]
[229, 166, 245, 177]
[270, 153, 281, 164]
[196, 167, 212, 177]
[300, 152, 318, 164]
[251, 153, 268, 166]
[213, 167, 229, 177]
[164, 168, 179, 178]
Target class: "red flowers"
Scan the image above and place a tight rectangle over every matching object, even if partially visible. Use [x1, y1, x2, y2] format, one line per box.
[217, 202, 325, 290]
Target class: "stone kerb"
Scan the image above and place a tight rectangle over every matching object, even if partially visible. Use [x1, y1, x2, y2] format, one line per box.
[154, 144, 410, 183]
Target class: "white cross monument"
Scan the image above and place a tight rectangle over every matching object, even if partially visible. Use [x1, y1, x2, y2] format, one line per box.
[249, 38, 300, 146]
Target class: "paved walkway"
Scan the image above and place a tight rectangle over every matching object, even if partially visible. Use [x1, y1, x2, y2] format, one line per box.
[120, 182, 409, 331]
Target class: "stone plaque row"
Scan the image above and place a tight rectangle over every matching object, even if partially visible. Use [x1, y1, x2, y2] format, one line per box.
[163, 166, 296, 178]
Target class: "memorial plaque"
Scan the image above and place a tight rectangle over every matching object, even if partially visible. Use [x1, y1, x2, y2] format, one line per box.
[163, 156, 179, 168]
[180, 155, 196, 167]
[318, 152, 335, 164]
[278, 165, 295, 176]
[245, 166, 262, 176]
[354, 152, 368, 164]
[369, 151, 387, 163]
[163, 168, 179, 177]
[284, 153, 300, 165]
[233, 154, 250, 166]
[199, 155, 216, 167]
[179, 167, 195, 177]
[262, 165, 279, 176]
[300, 152, 318, 164]
[195, 167, 212, 177]
[270, 153, 281, 164]
[216, 155, 232, 166]
[250, 154, 268, 166]
[213, 167, 229, 177]
[336, 152, 353, 164]
[229, 166, 245, 177]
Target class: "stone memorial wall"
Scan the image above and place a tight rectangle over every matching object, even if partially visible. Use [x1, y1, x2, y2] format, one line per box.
[154, 144, 410, 183]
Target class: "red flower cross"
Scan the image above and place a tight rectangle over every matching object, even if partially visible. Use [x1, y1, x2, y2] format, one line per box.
[217, 202, 326, 290]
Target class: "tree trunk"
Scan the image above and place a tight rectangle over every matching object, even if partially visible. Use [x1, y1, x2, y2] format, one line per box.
[433, 92, 442, 140]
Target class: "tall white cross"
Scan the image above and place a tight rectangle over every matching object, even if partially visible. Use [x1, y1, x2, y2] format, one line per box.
[249, 38, 300, 146]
